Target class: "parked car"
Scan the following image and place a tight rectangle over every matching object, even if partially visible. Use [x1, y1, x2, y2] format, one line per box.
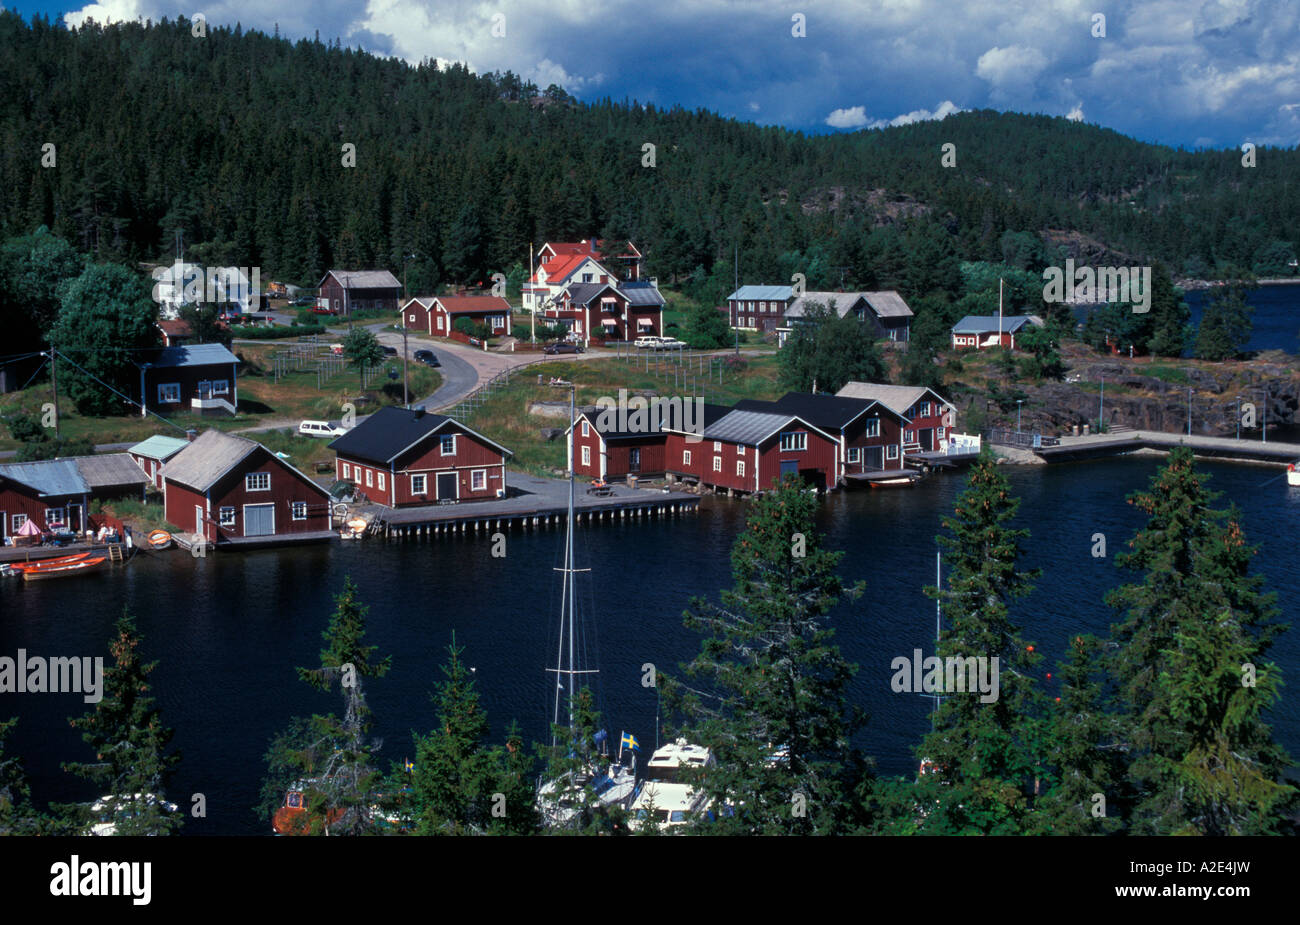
[381, 345, 398, 356]
[634, 336, 661, 349]
[413, 349, 440, 367]
[658, 337, 687, 349]
[299, 419, 349, 439]
[544, 342, 584, 355]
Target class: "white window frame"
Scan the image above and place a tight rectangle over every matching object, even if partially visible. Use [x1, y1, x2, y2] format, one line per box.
[713, 441, 722, 452]
[219, 507, 236, 527]
[864, 419, 880, 438]
[888, 445, 899, 460]
[683, 450, 692, 466]
[471, 469, 487, 491]
[342, 463, 351, 479]
[291, 501, 307, 521]
[441, 434, 457, 456]
[245, 472, 270, 492]
[780, 432, 807, 452]
[377, 472, 385, 491]
[736, 460, 745, 476]
[365, 469, 373, 488]
[713, 456, 722, 472]
[411, 474, 427, 495]
[11, 513, 27, 531]
[157, 383, 181, 404]
[581, 446, 591, 466]
[847, 447, 861, 463]
[211, 380, 230, 396]
[581, 420, 590, 437]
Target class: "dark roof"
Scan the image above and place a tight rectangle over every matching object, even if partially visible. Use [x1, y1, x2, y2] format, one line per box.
[74, 454, 150, 489]
[620, 281, 666, 307]
[702, 410, 837, 446]
[162, 430, 259, 490]
[563, 282, 620, 306]
[575, 401, 729, 440]
[329, 406, 512, 465]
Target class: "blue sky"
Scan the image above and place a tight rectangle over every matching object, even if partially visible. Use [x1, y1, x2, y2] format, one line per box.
[8, 0, 1299, 149]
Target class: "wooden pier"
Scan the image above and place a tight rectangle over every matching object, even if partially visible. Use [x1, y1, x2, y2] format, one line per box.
[1033, 430, 1300, 465]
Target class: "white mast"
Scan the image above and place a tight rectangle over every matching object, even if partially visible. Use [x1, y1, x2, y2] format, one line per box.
[998, 277, 1004, 347]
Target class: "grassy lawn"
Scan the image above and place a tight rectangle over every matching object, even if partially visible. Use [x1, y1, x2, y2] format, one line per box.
[0, 340, 440, 452]
[462, 354, 784, 476]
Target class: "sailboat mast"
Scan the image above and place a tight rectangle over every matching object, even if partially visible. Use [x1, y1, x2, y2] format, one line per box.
[933, 549, 941, 730]
[567, 385, 576, 731]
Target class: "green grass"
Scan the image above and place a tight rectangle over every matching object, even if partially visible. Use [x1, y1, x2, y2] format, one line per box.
[1143, 365, 1191, 385]
[461, 354, 784, 476]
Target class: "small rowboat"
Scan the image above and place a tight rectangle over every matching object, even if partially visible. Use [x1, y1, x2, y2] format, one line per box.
[869, 476, 916, 488]
[147, 530, 174, 550]
[22, 557, 107, 581]
[1288, 462, 1300, 487]
[10, 552, 92, 572]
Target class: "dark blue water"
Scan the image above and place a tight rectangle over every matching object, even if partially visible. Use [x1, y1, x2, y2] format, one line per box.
[1185, 283, 1300, 354]
[2, 457, 1298, 834]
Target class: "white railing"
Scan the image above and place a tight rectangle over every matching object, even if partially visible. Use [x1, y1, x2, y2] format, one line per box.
[192, 396, 236, 415]
[945, 433, 982, 455]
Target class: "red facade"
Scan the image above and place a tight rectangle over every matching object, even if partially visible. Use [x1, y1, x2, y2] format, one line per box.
[570, 413, 668, 479]
[841, 410, 907, 474]
[164, 449, 330, 542]
[335, 423, 508, 507]
[0, 479, 84, 541]
[664, 421, 838, 493]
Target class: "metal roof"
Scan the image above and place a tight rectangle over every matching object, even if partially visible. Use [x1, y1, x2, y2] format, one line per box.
[734, 393, 889, 430]
[563, 283, 619, 306]
[620, 282, 666, 307]
[161, 429, 259, 491]
[785, 292, 866, 319]
[726, 285, 794, 302]
[0, 458, 89, 497]
[323, 269, 401, 290]
[329, 406, 512, 465]
[128, 435, 191, 460]
[951, 315, 1037, 334]
[574, 401, 730, 440]
[704, 410, 832, 446]
[141, 343, 240, 370]
[835, 382, 951, 417]
[75, 454, 150, 489]
[862, 291, 914, 318]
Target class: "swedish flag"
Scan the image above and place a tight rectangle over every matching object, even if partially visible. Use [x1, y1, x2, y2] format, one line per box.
[620, 731, 640, 752]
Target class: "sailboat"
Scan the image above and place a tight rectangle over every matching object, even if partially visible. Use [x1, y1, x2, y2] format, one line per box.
[536, 384, 638, 828]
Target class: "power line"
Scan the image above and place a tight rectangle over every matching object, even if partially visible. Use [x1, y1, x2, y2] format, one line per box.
[49, 349, 188, 434]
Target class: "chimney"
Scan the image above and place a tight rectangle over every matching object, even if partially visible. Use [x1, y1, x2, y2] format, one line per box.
[413, 405, 426, 419]
[185, 428, 197, 442]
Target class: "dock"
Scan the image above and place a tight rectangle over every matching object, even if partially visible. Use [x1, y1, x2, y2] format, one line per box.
[363, 475, 700, 538]
[1033, 431, 1300, 465]
[844, 469, 923, 487]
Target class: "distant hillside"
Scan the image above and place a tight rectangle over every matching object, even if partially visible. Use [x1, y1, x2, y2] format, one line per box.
[0, 12, 1296, 299]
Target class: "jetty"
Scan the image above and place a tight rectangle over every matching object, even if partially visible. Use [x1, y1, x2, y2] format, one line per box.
[360, 474, 700, 539]
[1017, 429, 1300, 465]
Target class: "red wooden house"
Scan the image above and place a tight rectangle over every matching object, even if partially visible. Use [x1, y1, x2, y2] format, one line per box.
[569, 401, 729, 481]
[318, 270, 402, 316]
[128, 434, 193, 491]
[162, 430, 332, 545]
[403, 295, 512, 339]
[328, 406, 512, 506]
[835, 383, 956, 454]
[136, 343, 241, 417]
[735, 392, 909, 477]
[949, 315, 1040, 351]
[664, 409, 839, 493]
[0, 455, 148, 542]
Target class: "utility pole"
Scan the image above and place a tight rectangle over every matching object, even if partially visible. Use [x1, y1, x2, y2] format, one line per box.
[49, 344, 60, 439]
[402, 255, 415, 408]
[529, 241, 536, 344]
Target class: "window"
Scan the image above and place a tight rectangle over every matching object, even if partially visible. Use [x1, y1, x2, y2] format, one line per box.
[219, 507, 236, 527]
[471, 470, 487, 491]
[780, 432, 807, 452]
[713, 456, 722, 472]
[377, 472, 385, 491]
[887, 445, 899, 460]
[683, 450, 692, 466]
[291, 502, 307, 521]
[581, 420, 590, 437]
[211, 380, 229, 396]
[411, 474, 427, 494]
[864, 418, 880, 438]
[342, 463, 351, 479]
[45, 508, 65, 527]
[847, 447, 861, 463]
[364, 469, 373, 488]
[937, 427, 945, 441]
[246, 472, 270, 491]
[905, 430, 915, 443]
[441, 435, 457, 456]
[436, 316, 444, 330]
[409, 314, 416, 323]
[713, 441, 722, 452]
[736, 460, 746, 476]
[158, 383, 181, 404]
[581, 446, 591, 466]
[11, 513, 26, 532]
[918, 402, 931, 417]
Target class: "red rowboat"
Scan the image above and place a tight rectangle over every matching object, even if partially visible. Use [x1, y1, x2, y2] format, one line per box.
[10, 552, 92, 572]
[22, 557, 107, 581]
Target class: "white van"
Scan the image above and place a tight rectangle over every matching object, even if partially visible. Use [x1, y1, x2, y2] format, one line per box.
[299, 420, 348, 439]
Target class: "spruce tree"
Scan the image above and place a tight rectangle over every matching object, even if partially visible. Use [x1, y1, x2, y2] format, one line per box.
[62, 611, 181, 835]
[907, 450, 1042, 834]
[664, 476, 868, 835]
[1107, 448, 1295, 834]
[0, 717, 42, 836]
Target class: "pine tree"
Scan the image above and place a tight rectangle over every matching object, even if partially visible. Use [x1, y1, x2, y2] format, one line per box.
[664, 476, 868, 835]
[1106, 447, 1295, 834]
[62, 611, 181, 835]
[1194, 276, 1254, 360]
[0, 717, 42, 835]
[266, 577, 392, 835]
[906, 451, 1042, 834]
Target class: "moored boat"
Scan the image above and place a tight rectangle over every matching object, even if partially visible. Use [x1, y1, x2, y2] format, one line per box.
[1288, 461, 1300, 487]
[10, 551, 92, 572]
[147, 530, 173, 550]
[22, 556, 107, 581]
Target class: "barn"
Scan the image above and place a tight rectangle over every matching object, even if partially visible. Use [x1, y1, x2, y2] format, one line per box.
[318, 270, 402, 316]
[162, 430, 332, 545]
[328, 406, 512, 506]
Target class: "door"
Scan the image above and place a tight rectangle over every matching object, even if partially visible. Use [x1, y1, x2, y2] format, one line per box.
[0, 511, 6, 543]
[195, 505, 205, 536]
[920, 428, 934, 452]
[244, 503, 276, 537]
[436, 472, 458, 501]
[865, 447, 884, 471]
[779, 460, 799, 479]
[629, 448, 641, 473]
[197, 380, 212, 399]
[67, 504, 82, 533]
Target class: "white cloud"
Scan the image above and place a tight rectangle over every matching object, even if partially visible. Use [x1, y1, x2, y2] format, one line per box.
[1065, 105, 1084, 121]
[825, 106, 869, 129]
[64, 0, 142, 27]
[868, 100, 964, 129]
[976, 44, 1049, 90]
